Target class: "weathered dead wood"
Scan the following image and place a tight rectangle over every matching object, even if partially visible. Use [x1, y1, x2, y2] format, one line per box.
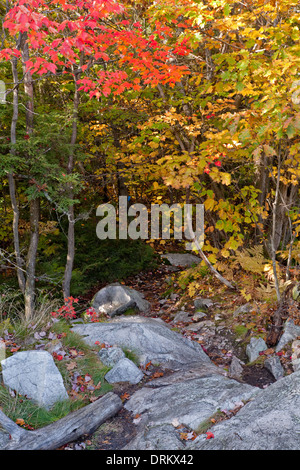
[266, 302, 287, 347]
[0, 392, 122, 450]
[266, 283, 298, 347]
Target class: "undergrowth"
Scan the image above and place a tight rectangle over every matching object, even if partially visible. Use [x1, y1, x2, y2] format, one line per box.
[0, 314, 114, 430]
[37, 219, 158, 297]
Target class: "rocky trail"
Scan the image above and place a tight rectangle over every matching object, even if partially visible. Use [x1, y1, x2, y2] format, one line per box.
[1, 255, 300, 451]
[67, 260, 295, 451]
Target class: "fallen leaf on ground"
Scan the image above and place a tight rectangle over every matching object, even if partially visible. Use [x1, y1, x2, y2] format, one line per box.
[69, 348, 78, 356]
[120, 392, 130, 401]
[16, 418, 25, 426]
[66, 361, 77, 371]
[180, 431, 197, 441]
[151, 371, 164, 379]
[89, 396, 98, 403]
[141, 361, 152, 370]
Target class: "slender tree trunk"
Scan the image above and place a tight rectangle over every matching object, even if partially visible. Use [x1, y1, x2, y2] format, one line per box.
[21, 33, 39, 319]
[63, 204, 75, 299]
[270, 149, 282, 302]
[8, 39, 26, 294]
[24, 198, 40, 317]
[63, 68, 80, 299]
[256, 153, 271, 240]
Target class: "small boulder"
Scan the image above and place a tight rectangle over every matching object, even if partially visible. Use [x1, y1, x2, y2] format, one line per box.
[233, 303, 254, 317]
[246, 337, 268, 363]
[72, 316, 213, 370]
[161, 253, 201, 268]
[185, 320, 215, 333]
[104, 358, 144, 385]
[192, 311, 207, 321]
[291, 339, 300, 372]
[173, 311, 190, 323]
[264, 355, 284, 380]
[92, 283, 150, 317]
[276, 319, 300, 352]
[228, 356, 244, 380]
[99, 346, 125, 367]
[194, 298, 214, 310]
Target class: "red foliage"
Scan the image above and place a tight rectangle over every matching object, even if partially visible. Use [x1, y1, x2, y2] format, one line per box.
[51, 296, 79, 320]
[1, 0, 191, 98]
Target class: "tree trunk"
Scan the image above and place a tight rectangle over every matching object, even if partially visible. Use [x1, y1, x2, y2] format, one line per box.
[8, 38, 26, 294]
[270, 150, 282, 302]
[256, 153, 271, 240]
[1, 392, 122, 450]
[24, 198, 40, 319]
[21, 32, 39, 319]
[63, 67, 80, 299]
[63, 204, 75, 299]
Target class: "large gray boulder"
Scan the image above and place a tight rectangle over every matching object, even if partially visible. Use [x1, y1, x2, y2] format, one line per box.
[1, 351, 68, 410]
[92, 283, 151, 317]
[187, 370, 300, 450]
[125, 369, 300, 451]
[124, 373, 258, 434]
[124, 424, 186, 451]
[72, 316, 214, 370]
[0, 429, 10, 450]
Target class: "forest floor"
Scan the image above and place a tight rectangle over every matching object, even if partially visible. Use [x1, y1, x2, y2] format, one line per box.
[62, 261, 294, 451]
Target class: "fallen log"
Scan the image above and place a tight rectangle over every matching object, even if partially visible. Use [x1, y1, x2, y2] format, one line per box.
[0, 392, 122, 450]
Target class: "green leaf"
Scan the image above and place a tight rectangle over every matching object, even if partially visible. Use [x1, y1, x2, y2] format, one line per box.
[286, 124, 297, 139]
[237, 60, 249, 71]
[239, 129, 251, 143]
[224, 220, 234, 232]
[224, 4, 231, 16]
[216, 220, 224, 230]
[236, 82, 245, 92]
[221, 173, 231, 185]
[263, 144, 276, 156]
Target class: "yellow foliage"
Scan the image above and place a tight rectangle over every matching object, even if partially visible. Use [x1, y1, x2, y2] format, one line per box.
[233, 245, 268, 275]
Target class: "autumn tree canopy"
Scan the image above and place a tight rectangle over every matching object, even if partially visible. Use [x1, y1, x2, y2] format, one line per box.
[1, 0, 300, 316]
